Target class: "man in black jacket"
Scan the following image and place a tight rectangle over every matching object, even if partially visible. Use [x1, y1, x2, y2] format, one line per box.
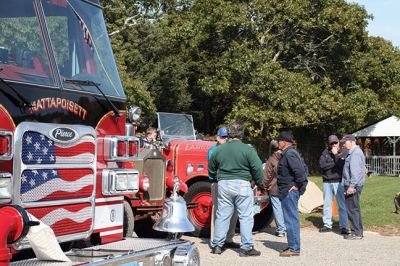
[319, 135, 348, 235]
[276, 130, 308, 257]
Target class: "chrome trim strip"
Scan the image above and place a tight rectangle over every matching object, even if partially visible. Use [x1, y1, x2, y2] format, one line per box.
[95, 196, 123, 203]
[20, 163, 95, 170]
[89, 242, 195, 266]
[22, 197, 93, 208]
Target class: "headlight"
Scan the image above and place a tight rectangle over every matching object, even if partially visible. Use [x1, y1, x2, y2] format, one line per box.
[115, 174, 128, 191]
[127, 106, 142, 122]
[127, 173, 139, 190]
[186, 163, 194, 175]
[0, 172, 12, 203]
[139, 175, 150, 191]
[102, 169, 139, 195]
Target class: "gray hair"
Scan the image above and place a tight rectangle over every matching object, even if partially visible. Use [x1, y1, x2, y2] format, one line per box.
[270, 140, 279, 150]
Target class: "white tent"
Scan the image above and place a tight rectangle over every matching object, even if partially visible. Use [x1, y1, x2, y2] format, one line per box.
[353, 115, 400, 156]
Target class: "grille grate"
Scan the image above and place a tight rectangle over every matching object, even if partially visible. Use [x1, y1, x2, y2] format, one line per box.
[21, 131, 95, 165]
[143, 158, 165, 200]
[14, 122, 97, 241]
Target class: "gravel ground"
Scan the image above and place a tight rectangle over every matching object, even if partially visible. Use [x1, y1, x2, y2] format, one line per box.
[183, 227, 400, 266]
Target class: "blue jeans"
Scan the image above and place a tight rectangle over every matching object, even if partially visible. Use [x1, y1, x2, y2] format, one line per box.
[211, 180, 254, 250]
[323, 182, 348, 229]
[281, 190, 300, 253]
[271, 195, 286, 233]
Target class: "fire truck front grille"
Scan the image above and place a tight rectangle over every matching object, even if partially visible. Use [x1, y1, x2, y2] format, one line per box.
[13, 122, 96, 242]
[143, 158, 165, 201]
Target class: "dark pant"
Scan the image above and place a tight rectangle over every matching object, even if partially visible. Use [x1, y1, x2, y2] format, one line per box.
[345, 186, 363, 236]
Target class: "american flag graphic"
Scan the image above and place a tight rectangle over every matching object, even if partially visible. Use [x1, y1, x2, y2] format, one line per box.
[21, 169, 94, 202]
[73, 9, 93, 51]
[22, 131, 95, 165]
[28, 203, 92, 236]
[20, 130, 95, 236]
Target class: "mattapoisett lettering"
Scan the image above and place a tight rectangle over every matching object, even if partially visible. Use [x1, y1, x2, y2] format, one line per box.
[29, 97, 87, 120]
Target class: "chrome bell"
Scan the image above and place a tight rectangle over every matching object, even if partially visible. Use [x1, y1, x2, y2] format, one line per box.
[153, 177, 195, 233]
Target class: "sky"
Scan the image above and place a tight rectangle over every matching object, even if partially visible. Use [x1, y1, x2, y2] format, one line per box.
[349, 0, 400, 47]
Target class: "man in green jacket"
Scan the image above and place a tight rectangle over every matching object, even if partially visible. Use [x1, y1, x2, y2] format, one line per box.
[209, 122, 264, 257]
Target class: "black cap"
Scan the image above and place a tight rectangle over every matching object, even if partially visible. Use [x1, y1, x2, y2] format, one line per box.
[328, 135, 339, 145]
[275, 130, 294, 143]
[341, 134, 356, 142]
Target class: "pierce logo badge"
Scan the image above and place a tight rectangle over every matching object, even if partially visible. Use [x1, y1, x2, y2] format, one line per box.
[50, 127, 78, 142]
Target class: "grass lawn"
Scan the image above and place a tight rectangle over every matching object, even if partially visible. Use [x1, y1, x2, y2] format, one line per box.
[299, 176, 400, 235]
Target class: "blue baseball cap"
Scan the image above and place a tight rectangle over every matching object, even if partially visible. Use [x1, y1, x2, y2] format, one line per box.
[217, 127, 228, 137]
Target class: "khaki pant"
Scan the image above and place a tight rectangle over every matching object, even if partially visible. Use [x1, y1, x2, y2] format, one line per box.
[210, 182, 238, 242]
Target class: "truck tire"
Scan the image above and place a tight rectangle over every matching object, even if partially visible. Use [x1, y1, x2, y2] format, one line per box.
[123, 200, 135, 238]
[184, 181, 212, 237]
[253, 203, 274, 231]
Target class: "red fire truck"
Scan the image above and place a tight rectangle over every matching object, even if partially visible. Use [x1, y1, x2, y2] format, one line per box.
[0, 0, 199, 265]
[157, 112, 273, 237]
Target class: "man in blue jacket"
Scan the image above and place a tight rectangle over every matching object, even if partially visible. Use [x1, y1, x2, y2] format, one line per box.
[276, 130, 308, 257]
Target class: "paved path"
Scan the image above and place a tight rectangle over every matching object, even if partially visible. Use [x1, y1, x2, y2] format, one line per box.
[184, 228, 400, 266]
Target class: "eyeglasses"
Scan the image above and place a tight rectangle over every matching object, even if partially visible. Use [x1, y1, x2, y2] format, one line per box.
[330, 142, 338, 145]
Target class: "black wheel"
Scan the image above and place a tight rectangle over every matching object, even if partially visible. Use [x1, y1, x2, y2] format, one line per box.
[183, 181, 212, 237]
[135, 217, 169, 238]
[123, 200, 135, 238]
[253, 203, 274, 231]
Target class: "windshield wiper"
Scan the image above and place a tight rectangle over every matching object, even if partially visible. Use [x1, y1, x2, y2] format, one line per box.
[64, 79, 120, 117]
[0, 70, 34, 108]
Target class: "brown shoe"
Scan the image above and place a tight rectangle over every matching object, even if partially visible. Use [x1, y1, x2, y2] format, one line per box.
[279, 249, 300, 257]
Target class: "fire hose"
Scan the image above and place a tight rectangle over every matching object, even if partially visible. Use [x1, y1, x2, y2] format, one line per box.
[0, 205, 39, 266]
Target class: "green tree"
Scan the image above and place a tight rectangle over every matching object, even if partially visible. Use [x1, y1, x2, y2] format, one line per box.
[101, 0, 400, 151]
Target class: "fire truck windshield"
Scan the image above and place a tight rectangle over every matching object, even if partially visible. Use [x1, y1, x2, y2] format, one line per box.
[0, 0, 55, 86]
[157, 112, 196, 141]
[42, 0, 125, 98]
[0, 0, 125, 98]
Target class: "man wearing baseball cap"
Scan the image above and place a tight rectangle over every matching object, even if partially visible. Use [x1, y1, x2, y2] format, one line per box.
[341, 134, 366, 240]
[208, 127, 239, 250]
[209, 122, 263, 256]
[319, 135, 349, 234]
[275, 130, 308, 256]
